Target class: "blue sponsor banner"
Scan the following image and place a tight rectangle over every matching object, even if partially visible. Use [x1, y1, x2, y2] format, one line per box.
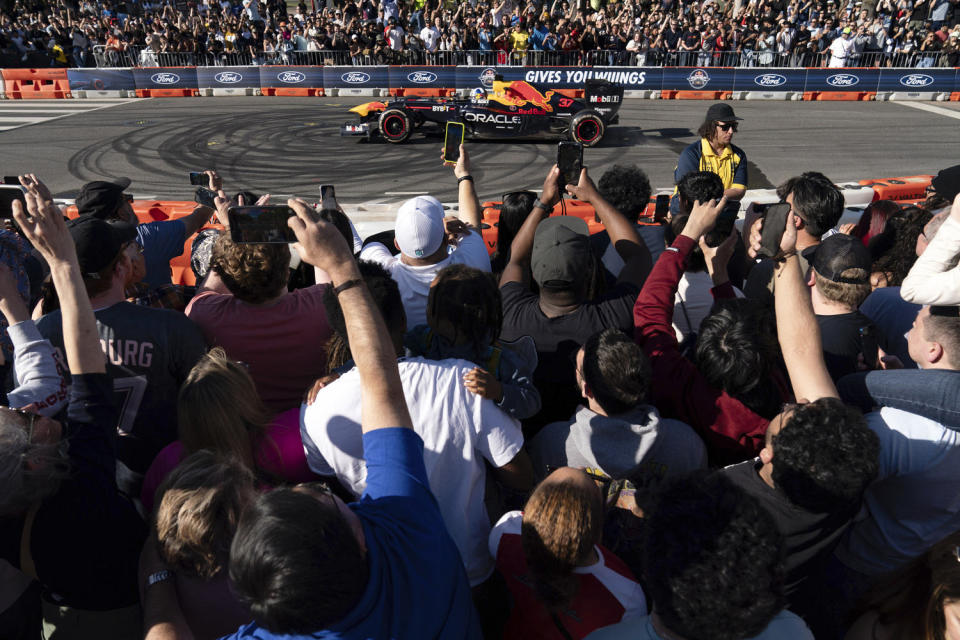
[258, 66, 324, 88]
[590, 67, 662, 90]
[456, 66, 662, 91]
[388, 66, 457, 90]
[662, 67, 736, 91]
[132, 67, 198, 90]
[876, 68, 955, 92]
[196, 66, 261, 89]
[323, 66, 390, 89]
[805, 68, 881, 92]
[67, 68, 136, 92]
[733, 68, 806, 92]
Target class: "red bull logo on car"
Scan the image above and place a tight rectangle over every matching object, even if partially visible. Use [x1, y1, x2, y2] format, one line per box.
[490, 81, 556, 112]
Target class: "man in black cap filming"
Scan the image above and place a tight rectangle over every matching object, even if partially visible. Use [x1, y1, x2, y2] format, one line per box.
[673, 103, 748, 206]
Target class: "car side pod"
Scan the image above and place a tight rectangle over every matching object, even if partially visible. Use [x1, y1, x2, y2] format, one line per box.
[583, 79, 624, 123]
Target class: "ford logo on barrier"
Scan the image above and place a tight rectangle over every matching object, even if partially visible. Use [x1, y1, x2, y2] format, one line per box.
[899, 73, 934, 87]
[686, 69, 710, 89]
[754, 74, 787, 87]
[479, 67, 497, 89]
[342, 72, 371, 84]
[408, 71, 438, 84]
[826, 73, 859, 87]
[277, 71, 306, 84]
[215, 72, 242, 84]
[151, 73, 180, 84]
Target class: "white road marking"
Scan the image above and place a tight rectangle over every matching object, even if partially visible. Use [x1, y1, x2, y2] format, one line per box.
[895, 102, 960, 120]
[0, 99, 145, 132]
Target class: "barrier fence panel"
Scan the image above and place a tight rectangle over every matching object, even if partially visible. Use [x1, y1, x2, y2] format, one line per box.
[196, 66, 262, 94]
[323, 66, 390, 95]
[67, 68, 137, 94]
[258, 66, 325, 96]
[132, 67, 199, 96]
[875, 68, 956, 93]
[804, 67, 882, 93]
[662, 67, 737, 93]
[733, 68, 807, 92]
[387, 66, 458, 95]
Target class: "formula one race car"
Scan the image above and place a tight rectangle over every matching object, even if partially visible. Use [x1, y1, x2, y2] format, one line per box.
[341, 77, 623, 147]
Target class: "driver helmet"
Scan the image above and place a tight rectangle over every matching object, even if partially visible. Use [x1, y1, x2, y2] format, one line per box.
[471, 87, 487, 102]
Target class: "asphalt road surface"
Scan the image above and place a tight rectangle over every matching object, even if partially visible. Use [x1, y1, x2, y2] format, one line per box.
[3, 96, 958, 212]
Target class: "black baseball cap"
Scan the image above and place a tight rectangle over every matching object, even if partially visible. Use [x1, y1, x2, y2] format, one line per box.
[705, 103, 742, 123]
[75, 178, 132, 220]
[67, 215, 137, 278]
[930, 164, 960, 203]
[531, 216, 591, 288]
[811, 233, 871, 284]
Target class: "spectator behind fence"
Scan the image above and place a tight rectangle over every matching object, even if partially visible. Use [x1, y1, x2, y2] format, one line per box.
[634, 197, 787, 464]
[404, 264, 541, 420]
[185, 217, 334, 414]
[0, 177, 146, 639]
[141, 451, 255, 640]
[302, 260, 533, 588]
[358, 146, 489, 329]
[489, 467, 648, 639]
[744, 172, 845, 306]
[36, 212, 207, 490]
[499, 165, 652, 434]
[140, 347, 319, 514]
[586, 471, 814, 640]
[529, 328, 706, 483]
[224, 199, 481, 639]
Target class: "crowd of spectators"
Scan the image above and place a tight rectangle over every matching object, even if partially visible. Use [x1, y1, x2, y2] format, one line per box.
[2, 100, 960, 640]
[0, 0, 957, 69]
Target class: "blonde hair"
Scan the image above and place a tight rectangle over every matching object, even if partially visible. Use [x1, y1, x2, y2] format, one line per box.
[177, 348, 271, 469]
[520, 478, 603, 611]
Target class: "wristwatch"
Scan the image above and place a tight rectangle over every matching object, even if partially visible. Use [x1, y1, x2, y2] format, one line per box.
[532, 198, 550, 211]
[147, 569, 172, 588]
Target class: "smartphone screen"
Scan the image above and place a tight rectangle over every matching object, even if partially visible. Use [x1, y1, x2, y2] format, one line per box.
[320, 184, 337, 210]
[189, 171, 207, 186]
[2, 176, 19, 185]
[444, 122, 464, 165]
[227, 206, 297, 244]
[0, 186, 26, 220]
[758, 202, 792, 258]
[860, 325, 880, 370]
[654, 194, 670, 222]
[195, 187, 217, 208]
[557, 141, 583, 188]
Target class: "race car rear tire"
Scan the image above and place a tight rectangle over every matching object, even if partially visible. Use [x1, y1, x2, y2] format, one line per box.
[570, 111, 605, 147]
[379, 109, 412, 143]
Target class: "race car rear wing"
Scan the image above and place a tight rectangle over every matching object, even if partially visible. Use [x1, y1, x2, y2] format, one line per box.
[584, 79, 624, 123]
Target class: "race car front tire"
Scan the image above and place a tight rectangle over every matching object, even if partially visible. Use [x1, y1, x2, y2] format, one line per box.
[570, 111, 605, 147]
[379, 109, 412, 143]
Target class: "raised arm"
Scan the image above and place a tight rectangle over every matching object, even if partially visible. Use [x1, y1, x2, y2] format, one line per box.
[287, 199, 412, 432]
[499, 164, 562, 287]
[15, 175, 103, 375]
[450, 144, 480, 229]
[749, 209, 838, 401]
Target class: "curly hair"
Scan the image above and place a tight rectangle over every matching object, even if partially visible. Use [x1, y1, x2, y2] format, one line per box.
[771, 398, 880, 513]
[581, 328, 651, 414]
[870, 206, 933, 287]
[695, 298, 784, 420]
[426, 264, 502, 353]
[643, 471, 785, 640]
[155, 450, 256, 580]
[777, 172, 843, 238]
[597, 165, 652, 223]
[521, 475, 603, 611]
[211, 235, 290, 304]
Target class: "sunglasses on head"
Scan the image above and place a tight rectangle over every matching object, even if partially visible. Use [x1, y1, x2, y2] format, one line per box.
[716, 122, 738, 132]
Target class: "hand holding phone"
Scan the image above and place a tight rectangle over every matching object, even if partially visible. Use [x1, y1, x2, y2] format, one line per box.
[444, 122, 464, 166]
[557, 141, 583, 190]
[654, 194, 670, 222]
[194, 187, 217, 208]
[756, 202, 793, 258]
[189, 171, 207, 186]
[319, 184, 337, 210]
[704, 200, 740, 248]
[0, 185, 26, 220]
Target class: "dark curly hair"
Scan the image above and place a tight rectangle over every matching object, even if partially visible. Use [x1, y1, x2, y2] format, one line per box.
[426, 264, 502, 353]
[772, 398, 880, 513]
[643, 471, 786, 640]
[870, 206, 932, 287]
[597, 164, 652, 223]
[777, 172, 843, 238]
[211, 235, 290, 304]
[581, 328, 651, 414]
[677, 171, 724, 215]
[695, 298, 784, 420]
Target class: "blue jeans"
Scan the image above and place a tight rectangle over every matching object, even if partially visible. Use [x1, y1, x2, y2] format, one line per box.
[837, 368, 960, 429]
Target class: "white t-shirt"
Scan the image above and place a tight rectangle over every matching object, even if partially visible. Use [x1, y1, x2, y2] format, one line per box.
[301, 356, 525, 586]
[420, 25, 441, 51]
[359, 230, 492, 329]
[835, 407, 960, 576]
[828, 35, 855, 66]
[674, 270, 744, 345]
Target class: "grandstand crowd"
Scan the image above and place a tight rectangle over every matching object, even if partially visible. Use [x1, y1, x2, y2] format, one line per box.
[0, 0, 956, 68]
[1, 93, 960, 640]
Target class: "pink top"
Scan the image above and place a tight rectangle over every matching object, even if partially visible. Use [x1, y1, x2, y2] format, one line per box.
[185, 285, 333, 413]
[141, 408, 318, 513]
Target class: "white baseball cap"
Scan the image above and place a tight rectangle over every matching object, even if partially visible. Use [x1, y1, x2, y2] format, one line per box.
[395, 196, 444, 258]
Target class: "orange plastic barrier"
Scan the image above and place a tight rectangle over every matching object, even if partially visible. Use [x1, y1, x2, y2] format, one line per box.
[261, 87, 324, 97]
[951, 92, 960, 101]
[662, 90, 732, 100]
[859, 175, 933, 203]
[135, 88, 199, 98]
[389, 88, 456, 97]
[803, 91, 875, 101]
[1, 68, 70, 99]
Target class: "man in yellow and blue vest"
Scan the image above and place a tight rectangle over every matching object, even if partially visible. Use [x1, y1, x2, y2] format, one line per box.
[672, 103, 747, 212]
